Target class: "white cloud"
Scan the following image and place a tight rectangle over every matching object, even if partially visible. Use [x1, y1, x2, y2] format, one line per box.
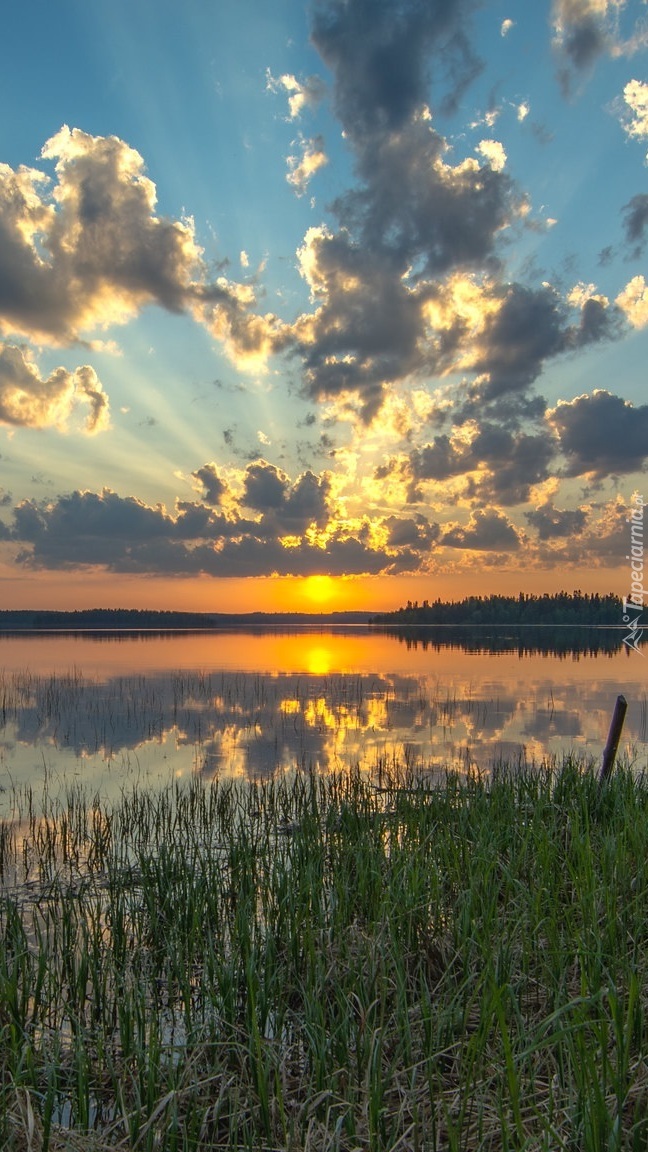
[616, 275, 648, 328]
[476, 139, 508, 172]
[501, 19, 515, 36]
[286, 136, 329, 196]
[620, 79, 648, 158]
[0, 343, 109, 432]
[265, 70, 326, 119]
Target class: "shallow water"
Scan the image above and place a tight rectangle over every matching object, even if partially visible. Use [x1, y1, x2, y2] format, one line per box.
[0, 629, 645, 808]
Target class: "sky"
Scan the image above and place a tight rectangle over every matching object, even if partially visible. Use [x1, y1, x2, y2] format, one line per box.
[0, 0, 647, 614]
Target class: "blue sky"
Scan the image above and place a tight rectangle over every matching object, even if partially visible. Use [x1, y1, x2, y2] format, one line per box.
[0, 0, 647, 611]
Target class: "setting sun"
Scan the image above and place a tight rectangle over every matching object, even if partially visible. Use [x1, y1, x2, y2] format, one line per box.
[303, 574, 337, 605]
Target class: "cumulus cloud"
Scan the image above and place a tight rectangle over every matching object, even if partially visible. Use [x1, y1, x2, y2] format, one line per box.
[286, 136, 329, 196]
[408, 424, 556, 506]
[616, 274, 648, 328]
[453, 281, 620, 416]
[0, 127, 202, 344]
[191, 463, 230, 507]
[548, 389, 648, 477]
[8, 481, 431, 578]
[331, 113, 523, 277]
[0, 343, 109, 432]
[0, 126, 285, 375]
[476, 139, 507, 171]
[442, 508, 521, 551]
[525, 501, 587, 539]
[620, 79, 648, 157]
[501, 19, 515, 37]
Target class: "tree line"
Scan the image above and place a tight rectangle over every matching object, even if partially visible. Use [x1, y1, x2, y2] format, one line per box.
[370, 591, 622, 627]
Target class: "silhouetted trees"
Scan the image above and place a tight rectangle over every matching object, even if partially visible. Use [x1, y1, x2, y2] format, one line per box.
[370, 591, 622, 627]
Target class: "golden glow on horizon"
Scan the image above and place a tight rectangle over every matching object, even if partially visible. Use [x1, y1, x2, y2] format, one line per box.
[0, 565, 627, 614]
[302, 574, 337, 605]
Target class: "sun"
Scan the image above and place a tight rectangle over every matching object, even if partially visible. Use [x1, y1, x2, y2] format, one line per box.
[303, 574, 336, 606]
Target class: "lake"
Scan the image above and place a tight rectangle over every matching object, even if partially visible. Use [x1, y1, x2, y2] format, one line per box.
[0, 628, 646, 810]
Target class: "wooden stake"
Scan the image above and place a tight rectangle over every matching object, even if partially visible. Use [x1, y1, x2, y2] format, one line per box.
[599, 695, 628, 788]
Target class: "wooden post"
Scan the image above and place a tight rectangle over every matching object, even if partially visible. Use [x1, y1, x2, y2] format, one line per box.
[598, 695, 628, 788]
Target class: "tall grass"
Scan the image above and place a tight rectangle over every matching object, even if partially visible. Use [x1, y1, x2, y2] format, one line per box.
[1, 756, 647, 1150]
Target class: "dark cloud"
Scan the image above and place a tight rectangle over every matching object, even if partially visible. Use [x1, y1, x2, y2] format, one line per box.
[311, 0, 480, 138]
[622, 194, 648, 259]
[8, 485, 425, 578]
[333, 116, 519, 276]
[457, 284, 621, 426]
[468, 427, 556, 506]
[469, 285, 571, 400]
[548, 390, 648, 478]
[441, 508, 521, 550]
[409, 425, 556, 506]
[551, 0, 609, 92]
[525, 502, 587, 540]
[383, 514, 440, 549]
[243, 461, 290, 510]
[192, 463, 228, 507]
[295, 230, 423, 419]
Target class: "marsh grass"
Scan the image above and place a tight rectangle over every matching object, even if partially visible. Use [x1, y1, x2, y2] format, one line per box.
[1, 757, 648, 1150]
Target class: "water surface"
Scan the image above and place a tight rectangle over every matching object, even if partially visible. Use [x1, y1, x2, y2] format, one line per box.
[1, 629, 645, 808]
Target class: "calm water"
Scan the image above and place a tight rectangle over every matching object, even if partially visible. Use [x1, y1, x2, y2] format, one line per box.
[0, 629, 646, 809]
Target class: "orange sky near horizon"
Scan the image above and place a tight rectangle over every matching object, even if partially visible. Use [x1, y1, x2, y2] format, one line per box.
[0, 565, 629, 615]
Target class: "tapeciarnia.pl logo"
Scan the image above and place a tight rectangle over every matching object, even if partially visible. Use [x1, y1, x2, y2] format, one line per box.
[623, 491, 645, 655]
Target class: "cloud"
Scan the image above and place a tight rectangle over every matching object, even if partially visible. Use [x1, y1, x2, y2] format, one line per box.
[0, 127, 203, 345]
[501, 19, 515, 37]
[286, 136, 329, 196]
[0, 343, 109, 432]
[622, 194, 648, 257]
[265, 70, 326, 119]
[191, 463, 229, 507]
[0, 126, 285, 375]
[194, 276, 288, 370]
[456, 281, 620, 413]
[441, 508, 521, 550]
[293, 226, 424, 420]
[616, 275, 648, 328]
[331, 113, 523, 277]
[242, 460, 331, 531]
[8, 483, 429, 578]
[476, 139, 507, 172]
[551, 0, 611, 81]
[311, 0, 481, 136]
[548, 389, 648, 477]
[620, 79, 648, 156]
[525, 501, 587, 540]
[408, 424, 556, 506]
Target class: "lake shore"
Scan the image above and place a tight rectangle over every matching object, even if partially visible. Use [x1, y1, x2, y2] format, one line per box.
[1, 757, 647, 1150]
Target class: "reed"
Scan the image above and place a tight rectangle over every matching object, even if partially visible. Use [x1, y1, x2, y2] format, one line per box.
[0, 755, 647, 1150]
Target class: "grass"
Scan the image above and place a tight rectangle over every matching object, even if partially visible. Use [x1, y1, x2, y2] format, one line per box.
[0, 756, 647, 1150]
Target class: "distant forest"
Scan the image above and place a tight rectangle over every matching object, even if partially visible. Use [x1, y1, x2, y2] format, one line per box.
[370, 591, 623, 627]
[0, 593, 626, 633]
[0, 608, 372, 632]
